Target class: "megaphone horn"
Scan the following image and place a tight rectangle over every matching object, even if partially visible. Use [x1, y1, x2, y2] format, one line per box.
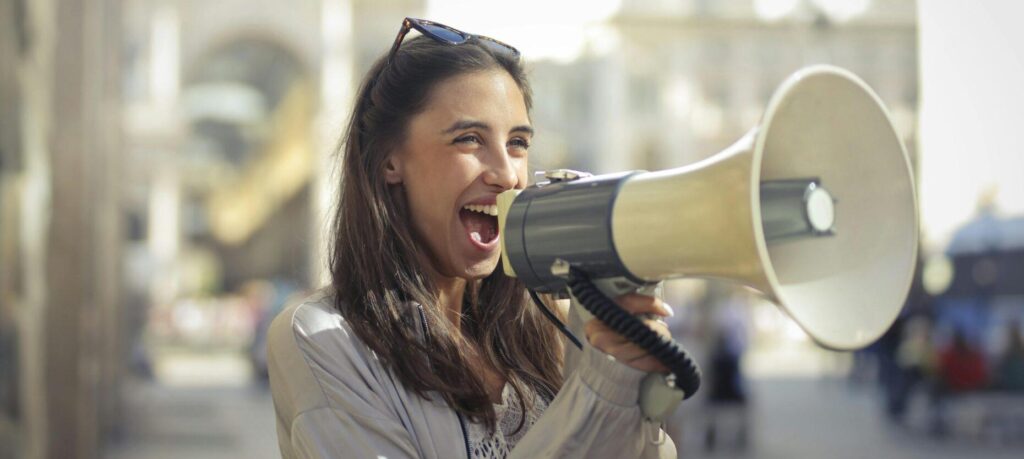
[498, 65, 918, 351]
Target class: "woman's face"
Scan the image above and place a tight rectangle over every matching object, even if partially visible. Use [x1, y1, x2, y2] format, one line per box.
[387, 69, 531, 281]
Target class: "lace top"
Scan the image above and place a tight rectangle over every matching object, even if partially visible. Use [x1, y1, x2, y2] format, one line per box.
[465, 384, 548, 458]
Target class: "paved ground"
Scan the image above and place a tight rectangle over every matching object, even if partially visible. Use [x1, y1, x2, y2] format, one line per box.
[669, 378, 1024, 459]
[104, 352, 1023, 458]
[106, 381, 279, 459]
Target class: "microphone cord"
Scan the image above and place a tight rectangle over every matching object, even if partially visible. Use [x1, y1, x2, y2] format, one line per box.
[528, 289, 584, 350]
[565, 267, 702, 399]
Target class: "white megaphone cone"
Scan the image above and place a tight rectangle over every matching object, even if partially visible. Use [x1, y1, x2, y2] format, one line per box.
[612, 65, 918, 350]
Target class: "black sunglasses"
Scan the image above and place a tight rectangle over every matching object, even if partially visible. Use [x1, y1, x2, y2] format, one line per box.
[387, 17, 520, 64]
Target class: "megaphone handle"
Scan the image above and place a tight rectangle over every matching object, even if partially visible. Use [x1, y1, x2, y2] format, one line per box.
[565, 269, 701, 422]
[639, 372, 686, 423]
[571, 278, 659, 324]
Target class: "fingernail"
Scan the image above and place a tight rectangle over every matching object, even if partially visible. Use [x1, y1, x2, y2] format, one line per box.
[661, 302, 675, 317]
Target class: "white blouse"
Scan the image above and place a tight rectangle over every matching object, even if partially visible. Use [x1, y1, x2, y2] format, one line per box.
[465, 384, 548, 458]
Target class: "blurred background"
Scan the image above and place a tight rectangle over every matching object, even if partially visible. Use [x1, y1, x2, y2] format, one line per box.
[1, 0, 1023, 458]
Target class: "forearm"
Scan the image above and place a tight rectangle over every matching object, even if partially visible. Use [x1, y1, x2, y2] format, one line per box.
[509, 341, 675, 458]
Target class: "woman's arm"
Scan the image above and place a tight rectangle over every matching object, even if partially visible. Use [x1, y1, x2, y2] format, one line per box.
[284, 406, 419, 459]
[268, 300, 421, 459]
[508, 295, 677, 458]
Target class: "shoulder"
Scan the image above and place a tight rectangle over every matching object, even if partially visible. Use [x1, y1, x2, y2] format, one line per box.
[267, 288, 391, 419]
[268, 288, 352, 366]
[269, 288, 345, 344]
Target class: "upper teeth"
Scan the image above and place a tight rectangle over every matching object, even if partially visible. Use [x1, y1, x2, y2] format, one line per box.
[463, 204, 498, 216]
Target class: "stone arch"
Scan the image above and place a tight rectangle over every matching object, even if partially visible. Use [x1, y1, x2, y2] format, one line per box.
[180, 35, 318, 288]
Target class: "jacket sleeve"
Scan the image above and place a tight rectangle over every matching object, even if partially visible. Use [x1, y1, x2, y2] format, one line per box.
[508, 309, 677, 459]
[268, 302, 420, 459]
[286, 406, 419, 459]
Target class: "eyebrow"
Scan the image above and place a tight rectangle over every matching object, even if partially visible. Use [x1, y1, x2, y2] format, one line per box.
[511, 125, 535, 136]
[441, 119, 534, 136]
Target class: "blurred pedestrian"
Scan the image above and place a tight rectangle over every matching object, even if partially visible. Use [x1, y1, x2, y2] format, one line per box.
[994, 321, 1024, 391]
[938, 328, 988, 392]
[891, 316, 935, 424]
[703, 292, 750, 452]
[930, 328, 988, 436]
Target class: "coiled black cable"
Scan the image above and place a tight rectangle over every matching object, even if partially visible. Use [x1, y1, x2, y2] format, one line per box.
[566, 267, 702, 399]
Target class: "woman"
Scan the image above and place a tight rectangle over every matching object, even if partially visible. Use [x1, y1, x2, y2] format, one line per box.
[268, 18, 677, 458]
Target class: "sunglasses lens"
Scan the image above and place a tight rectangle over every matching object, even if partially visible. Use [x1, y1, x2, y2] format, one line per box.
[421, 23, 467, 44]
[479, 38, 519, 57]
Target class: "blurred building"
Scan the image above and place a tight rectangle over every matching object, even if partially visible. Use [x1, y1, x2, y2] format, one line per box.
[2, 0, 126, 457]
[529, 0, 917, 174]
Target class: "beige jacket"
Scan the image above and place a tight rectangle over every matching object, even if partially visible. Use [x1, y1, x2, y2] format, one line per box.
[267, 289, 676, 458]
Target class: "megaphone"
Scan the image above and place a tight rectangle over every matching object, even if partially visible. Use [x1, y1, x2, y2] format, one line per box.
[497, 65, 918, 418]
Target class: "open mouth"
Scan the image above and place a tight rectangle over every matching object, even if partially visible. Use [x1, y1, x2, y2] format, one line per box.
[458, 204, 499, 247]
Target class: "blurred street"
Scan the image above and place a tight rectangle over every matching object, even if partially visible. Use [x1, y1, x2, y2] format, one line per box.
[106, 351, 278, 459]
[108, 384, 276, 459]
[102, 363, 1024, 459]
[679, 378, 1022, 459]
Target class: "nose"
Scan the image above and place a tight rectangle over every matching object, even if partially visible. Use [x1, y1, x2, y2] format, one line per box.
[482, 148, 519, 190]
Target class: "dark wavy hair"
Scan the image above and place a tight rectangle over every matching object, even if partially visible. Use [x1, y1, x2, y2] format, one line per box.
[328, 35, 564, 431]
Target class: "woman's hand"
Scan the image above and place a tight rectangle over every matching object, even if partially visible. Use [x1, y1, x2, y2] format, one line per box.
[584, 293, 674, 373]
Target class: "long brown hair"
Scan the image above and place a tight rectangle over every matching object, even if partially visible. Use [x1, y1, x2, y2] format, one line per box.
[328, 35, 564, 431]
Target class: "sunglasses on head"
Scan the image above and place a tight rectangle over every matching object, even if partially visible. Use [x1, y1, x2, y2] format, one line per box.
[387, 17, 521, 64]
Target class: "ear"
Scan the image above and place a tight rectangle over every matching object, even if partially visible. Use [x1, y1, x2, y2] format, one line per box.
[383, 153, 403, 185]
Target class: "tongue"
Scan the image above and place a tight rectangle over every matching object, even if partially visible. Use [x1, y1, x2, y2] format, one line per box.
[459, 209, 498, 244]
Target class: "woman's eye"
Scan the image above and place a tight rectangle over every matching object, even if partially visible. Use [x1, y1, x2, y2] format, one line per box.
[509, 138, 531, 150]
[454, 134, 482, 145]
